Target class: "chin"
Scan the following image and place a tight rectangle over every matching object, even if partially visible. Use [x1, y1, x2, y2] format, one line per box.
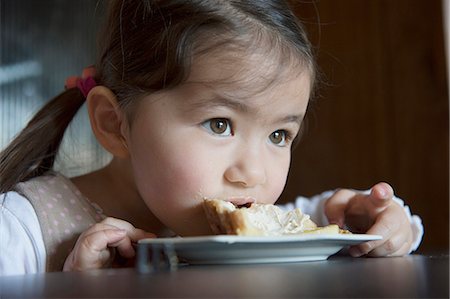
[174, 219, 214, 237]
[178, 226, 214, 237]
[170, 204, 214, 237]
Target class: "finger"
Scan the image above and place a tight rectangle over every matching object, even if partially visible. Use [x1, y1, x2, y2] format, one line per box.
[99, 218, 155, 257]
[128, 228, 156, 242]
[368, 182, 394, 210]
[102, 217, 136, 231]
[110, 236, 136, 259]
[366, 232, 408, 257]
[109, 233, 154, 262]
[82, 229, 127, 254]
[102, 217, 156, 241]
[369, 219, 413, 257]
[113, 228, 155, 258]
[324, 189, 356, 228]
[82, 222, 124, 235]
[387, 239, 413, 257]
[348, 210, 400, 257]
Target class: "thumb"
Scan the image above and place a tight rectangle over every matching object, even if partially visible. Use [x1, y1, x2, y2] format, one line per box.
[324, 189, 355, 228]
[113, 229, 156, 259]
[128, 228, 156, 242]
[368, 182, 394, 210]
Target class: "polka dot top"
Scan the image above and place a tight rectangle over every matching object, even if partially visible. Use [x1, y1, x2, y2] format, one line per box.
[14, 172, 106, 271]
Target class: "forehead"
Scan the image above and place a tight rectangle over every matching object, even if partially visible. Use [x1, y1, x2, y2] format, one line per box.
[185, 47, 312, 103]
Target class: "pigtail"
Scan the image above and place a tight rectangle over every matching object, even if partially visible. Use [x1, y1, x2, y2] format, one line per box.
[0, 88, 85, 193]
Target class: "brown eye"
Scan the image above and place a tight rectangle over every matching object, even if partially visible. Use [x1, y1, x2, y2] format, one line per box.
[269, 130, 286, 145]
[211, 119, 228, 134]
[202, 118, 232, 136]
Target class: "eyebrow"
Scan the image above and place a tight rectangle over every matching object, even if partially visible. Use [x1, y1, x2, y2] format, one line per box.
[188, 95, 250, 113]
[278, 114, 304, 126]
[187, 95, 304, 126]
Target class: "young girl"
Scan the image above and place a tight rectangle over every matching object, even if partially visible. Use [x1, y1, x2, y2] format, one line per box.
[0, 0, 422, 275]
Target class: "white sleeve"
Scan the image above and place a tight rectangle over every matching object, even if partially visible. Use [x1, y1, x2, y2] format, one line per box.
[0, 192, 46, 275]
[278, 190, 424, 253]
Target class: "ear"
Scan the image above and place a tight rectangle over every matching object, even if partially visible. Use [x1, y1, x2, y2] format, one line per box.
[86, 86, 129, 158]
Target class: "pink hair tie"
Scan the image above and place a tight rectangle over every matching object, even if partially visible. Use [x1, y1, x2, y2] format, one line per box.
[65, 66, 97, 98]
[76, 76, 97, 97]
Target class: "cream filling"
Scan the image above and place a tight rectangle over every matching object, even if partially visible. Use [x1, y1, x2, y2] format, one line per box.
[243, 204, 316, 236]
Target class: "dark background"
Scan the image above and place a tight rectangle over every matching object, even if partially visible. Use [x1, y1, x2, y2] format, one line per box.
[280, 0, 449, 253]
[1, 0, 448, 253]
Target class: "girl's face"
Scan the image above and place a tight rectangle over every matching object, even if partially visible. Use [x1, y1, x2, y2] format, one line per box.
[125, 52, 311, 236]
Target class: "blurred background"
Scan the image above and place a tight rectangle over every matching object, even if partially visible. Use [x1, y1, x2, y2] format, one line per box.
[0, 0, 110, 175]
[0, 0, 448, 253]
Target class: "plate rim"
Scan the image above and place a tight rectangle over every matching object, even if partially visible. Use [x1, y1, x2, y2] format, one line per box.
[138, 233, 382, 245]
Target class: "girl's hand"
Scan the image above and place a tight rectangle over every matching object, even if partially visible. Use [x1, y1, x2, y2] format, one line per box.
[324, 182, 413, 257]
[63, 217, 155, 271]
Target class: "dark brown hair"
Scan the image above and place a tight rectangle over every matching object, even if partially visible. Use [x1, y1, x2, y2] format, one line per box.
[0, 0, 316, 193]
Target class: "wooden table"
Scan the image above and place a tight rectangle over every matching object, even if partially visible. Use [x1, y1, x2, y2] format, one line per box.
[1, 254, 448, 298]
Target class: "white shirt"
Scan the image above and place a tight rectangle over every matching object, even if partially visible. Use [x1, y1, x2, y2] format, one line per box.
[0, 192, 46, 275]
[0, 190, 423, 276]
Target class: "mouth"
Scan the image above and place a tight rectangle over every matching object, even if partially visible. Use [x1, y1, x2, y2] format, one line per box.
[225, 196, 256, 208]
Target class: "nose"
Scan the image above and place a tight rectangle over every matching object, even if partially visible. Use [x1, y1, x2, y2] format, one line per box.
[224, 148, 267, 188]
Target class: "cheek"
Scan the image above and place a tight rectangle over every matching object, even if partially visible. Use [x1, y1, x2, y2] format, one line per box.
[135, 145, 205, 201]
[157, 154, 209, 200]
[262, 156, 291, 204]
[130, 137, 218, 235]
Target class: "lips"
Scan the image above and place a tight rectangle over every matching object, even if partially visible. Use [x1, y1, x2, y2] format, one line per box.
[225, 196, 256, 208]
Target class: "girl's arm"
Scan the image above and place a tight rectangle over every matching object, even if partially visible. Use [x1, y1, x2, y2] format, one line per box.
[0, 192, 46, 275]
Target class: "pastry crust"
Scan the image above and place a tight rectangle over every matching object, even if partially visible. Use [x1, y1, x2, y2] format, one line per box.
[203, 198, 235, 234]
